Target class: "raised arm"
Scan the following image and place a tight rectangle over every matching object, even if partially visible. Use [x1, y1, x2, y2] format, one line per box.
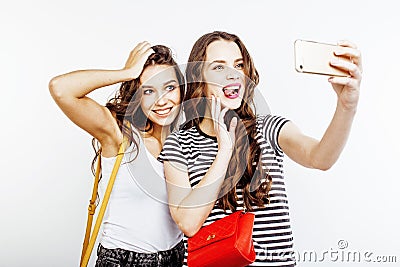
[49, 42, 154, 156]
[165, 97, 237, 237]
[279, 40, 362, 170]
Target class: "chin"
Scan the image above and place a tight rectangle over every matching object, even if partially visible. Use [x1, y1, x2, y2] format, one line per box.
[221, 98, 242, 110]
[153, 118, 173, 127]
[152, 115, 178, 128]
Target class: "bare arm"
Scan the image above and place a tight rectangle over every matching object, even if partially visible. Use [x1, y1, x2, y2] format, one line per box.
[279, 40, 362, 170]
[165, 97, 238, 237]
[165, 149, 233, 237]
[49, 42, 154, 156]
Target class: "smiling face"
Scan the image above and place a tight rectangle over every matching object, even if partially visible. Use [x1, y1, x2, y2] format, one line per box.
[202, 40, 245, 109]
[139, 64, 181, 128]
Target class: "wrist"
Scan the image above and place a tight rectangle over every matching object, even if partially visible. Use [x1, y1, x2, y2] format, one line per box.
[336, 100, 358, 115]
[119, 68, 138, 82]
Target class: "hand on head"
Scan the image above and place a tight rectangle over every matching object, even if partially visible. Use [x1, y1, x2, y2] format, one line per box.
[123, 41, 155, 80]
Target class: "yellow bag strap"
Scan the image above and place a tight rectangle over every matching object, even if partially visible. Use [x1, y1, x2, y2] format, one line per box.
[80, 153, 101, 264]
[80, 137, 128, 267]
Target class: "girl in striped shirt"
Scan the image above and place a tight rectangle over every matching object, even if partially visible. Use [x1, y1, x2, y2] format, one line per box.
[159, 31, 362, 266]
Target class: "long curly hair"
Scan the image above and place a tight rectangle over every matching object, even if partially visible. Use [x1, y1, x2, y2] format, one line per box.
[184, 31, 271, 211]
[91, 45, 185, 177]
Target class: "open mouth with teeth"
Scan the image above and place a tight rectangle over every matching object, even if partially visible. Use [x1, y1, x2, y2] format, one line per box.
[152, 107, 173, 117]
[222, 84, 241, 99]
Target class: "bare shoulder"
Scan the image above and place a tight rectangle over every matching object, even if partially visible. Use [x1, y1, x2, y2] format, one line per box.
[143, 135, 162, 158]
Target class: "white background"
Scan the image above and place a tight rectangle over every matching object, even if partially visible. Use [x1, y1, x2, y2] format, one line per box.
[1, 0, 399, 266]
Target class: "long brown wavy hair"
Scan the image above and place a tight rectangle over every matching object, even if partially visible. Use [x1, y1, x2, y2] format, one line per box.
[91, 45, 185, 178]
[183, 31, 272, 211]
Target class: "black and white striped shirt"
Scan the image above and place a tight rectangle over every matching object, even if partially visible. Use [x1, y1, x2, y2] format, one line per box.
[159, 115, 296, 266]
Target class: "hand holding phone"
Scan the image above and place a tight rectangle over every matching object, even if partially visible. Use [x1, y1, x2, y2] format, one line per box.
[294, 40, 351, 77]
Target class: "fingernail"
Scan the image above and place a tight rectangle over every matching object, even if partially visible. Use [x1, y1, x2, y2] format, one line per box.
[231, 117, 237, 126]
[334, 49, 344, 56]
[331, 59, 340, 65]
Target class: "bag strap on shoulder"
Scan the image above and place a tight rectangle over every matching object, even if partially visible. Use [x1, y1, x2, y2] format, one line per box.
[80, 136, 128, 267]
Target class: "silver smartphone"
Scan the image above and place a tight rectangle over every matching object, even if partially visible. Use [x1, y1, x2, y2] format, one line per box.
[294, 39, 350, 77]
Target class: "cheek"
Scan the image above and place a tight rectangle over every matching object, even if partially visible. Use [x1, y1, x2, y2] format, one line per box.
[172, 89, 181, 103]
[206, 72, 224, 85]
[240, 71, 245, 81]
[140, 96, 155, 111]
[204, 83, 222, 97]
[202, 71, 224, 96]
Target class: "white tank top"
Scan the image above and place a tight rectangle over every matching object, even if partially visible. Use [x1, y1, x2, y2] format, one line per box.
[98, 132, 182, 253]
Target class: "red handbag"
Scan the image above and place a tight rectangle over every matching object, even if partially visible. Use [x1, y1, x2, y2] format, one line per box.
[187, 211, 256, 267]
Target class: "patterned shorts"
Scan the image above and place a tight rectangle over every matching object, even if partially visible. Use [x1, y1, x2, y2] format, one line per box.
[95, 240, 185, 267]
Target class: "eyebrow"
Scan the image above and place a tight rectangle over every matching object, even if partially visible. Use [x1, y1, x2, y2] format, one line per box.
[208, 58, 244, 66]
[163, 80, 178, 86]
[141, 79, 178, 89]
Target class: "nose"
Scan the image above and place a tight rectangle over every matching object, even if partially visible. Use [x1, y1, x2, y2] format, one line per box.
[155, 92, 168, 106]
[226, 67, 240, 80]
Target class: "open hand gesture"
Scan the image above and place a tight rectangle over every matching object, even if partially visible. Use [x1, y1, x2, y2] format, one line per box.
[211, 95, 237, 153]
